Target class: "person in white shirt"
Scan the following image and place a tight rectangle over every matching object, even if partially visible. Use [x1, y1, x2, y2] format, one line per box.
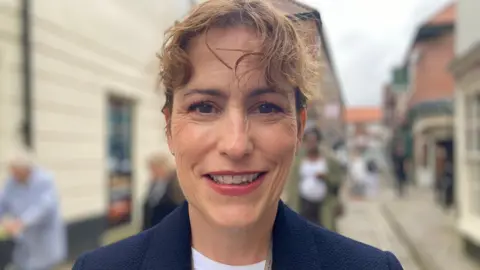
[349, 150, 368, 199]
[299, 143, 328, 225]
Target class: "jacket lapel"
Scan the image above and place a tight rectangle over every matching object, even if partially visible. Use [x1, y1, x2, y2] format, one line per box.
[142, 201, 192, 270]
[142, 201, 322, 270]
[272, 202, 322, 270]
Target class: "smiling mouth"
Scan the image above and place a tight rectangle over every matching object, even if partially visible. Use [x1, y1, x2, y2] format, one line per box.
[205, 172, 267, 185]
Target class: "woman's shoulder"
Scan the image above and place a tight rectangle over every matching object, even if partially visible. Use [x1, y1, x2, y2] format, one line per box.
[306, 224, 402, 269]
[72, 230, 152, 270]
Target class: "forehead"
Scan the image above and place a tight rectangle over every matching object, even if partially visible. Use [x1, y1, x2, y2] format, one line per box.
[187, 27, 261, 67]
[184, 27, 267, 91]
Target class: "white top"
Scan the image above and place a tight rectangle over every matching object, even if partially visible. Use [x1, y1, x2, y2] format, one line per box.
[192, 248, 266, 270]
[350, 157, 367, 183]
[299, 157, 328, 202]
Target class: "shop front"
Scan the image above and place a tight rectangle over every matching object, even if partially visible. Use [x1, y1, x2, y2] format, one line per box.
[451, 43, 480, 262]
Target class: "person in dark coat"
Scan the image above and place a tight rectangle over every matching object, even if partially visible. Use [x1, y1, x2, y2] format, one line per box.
[391, 144, 407, 197]
[72, 1, 402, 269]
[142, 154, 183, 230]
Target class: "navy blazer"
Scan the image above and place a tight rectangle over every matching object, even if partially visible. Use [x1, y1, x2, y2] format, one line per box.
[73, 201, 403, 270]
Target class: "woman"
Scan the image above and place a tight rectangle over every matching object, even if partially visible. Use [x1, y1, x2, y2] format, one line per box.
[142, 154, 183, 230]
[299, 144, 328, 225]
[73, 0, 402, 269]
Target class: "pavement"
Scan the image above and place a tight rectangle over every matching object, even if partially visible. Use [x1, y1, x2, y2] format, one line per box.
[338, 178, 480, 270]
[337, 189, 422, 270]
[382, 186, 480, 270]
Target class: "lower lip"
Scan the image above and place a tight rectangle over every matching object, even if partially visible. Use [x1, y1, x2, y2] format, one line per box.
[205, 174, 266, 196]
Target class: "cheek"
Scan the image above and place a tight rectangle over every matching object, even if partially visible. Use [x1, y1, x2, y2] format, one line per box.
[253, 116, 298, 164]
[169, 114, 215, 170]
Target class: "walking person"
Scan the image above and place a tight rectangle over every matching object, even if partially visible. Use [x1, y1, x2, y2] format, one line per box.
[299, 141, 328, 225]
[365, 158, 380, 199]
[0, 150, 66, 270]
[322, 146, 346, 232]
[142, 154, 183, 230]
[349, 150, 368, 200]
[391, 144, 407, 197]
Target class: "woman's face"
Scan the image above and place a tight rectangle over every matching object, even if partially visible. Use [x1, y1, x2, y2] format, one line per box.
[165, 26, 305, 229]
[304, 132, 319, 150]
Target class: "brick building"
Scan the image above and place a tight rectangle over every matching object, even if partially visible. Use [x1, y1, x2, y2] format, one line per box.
[402, 3, 456, 188]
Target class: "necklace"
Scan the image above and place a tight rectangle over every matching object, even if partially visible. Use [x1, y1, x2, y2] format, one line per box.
[264, 246, 273, 270]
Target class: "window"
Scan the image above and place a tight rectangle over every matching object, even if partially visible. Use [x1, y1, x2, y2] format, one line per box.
[107, 96, 135, 228]
[465, 93, 480, 156]
[465, 92, 480, 216]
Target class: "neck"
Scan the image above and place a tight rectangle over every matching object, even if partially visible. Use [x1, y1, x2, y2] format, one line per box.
[189, 203, 277, 266]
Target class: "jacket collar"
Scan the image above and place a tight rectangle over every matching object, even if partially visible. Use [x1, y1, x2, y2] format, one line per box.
[142, 201, 322, 270]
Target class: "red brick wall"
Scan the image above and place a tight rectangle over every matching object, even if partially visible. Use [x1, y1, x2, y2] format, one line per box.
[409, 32, 455, 107]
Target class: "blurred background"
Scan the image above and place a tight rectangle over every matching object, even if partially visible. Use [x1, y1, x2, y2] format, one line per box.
[0, 0, 479, 269]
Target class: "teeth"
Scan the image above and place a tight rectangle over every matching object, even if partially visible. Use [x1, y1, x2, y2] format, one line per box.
[210, 174, 260, 185]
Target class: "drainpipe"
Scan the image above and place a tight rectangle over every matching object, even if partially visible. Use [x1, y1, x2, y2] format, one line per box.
[20, 0, 33, 149]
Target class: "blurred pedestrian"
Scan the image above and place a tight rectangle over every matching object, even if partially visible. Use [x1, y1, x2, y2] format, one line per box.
[365, 158, 379, 198]
[322, 146, 346, 232]
[349, 150, 368, 199]
[142, 154, 183, 230]
[391, 144, 407, 197]
[0, 150, 66, 270]
[299, 142, 328, 225]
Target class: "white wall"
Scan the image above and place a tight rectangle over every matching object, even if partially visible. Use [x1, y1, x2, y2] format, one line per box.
[456, 0, 480, 54]
[0, 0, 192, 222]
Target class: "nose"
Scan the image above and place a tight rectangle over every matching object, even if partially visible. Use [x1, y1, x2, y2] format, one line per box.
[218, 110, 253, 160]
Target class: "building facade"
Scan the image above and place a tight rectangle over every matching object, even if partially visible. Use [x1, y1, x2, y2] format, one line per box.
[271, 0, 345, 144]
[0, 0, 193, 259]
[401, 3, 456, 188]
[450, 0, 480, 261]
[344, 107, 383, 148]
[318, 50, 345, 146]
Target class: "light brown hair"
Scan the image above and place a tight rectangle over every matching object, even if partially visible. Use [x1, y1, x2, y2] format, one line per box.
[157, 0, 320, 113]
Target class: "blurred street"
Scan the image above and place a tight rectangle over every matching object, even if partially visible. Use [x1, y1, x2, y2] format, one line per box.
[338, 185, 421, 270]
[339, 178, 480, 270]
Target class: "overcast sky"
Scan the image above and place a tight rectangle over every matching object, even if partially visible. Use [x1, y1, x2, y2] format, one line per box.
[300, 0, 453, 107]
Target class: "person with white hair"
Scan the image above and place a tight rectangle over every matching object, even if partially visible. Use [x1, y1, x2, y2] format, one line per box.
[0, 150, 66, 270]
[142, 153, 183, 230]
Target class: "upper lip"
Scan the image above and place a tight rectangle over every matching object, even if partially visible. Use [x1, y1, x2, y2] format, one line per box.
[206, 171, 266, 176]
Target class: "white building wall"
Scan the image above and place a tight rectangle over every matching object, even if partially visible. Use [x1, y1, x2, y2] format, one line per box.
[0, 0, 192, 223]
[454, 0, 480, 247]
[456, 0, 480, 54]
[0, 2, 23, 180]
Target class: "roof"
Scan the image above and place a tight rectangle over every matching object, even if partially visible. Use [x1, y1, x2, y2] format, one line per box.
[401, 2, 455, 64]
[344, 107, 383, 124]
[424, 2, 456, 26]
[413, 3, 456, 43]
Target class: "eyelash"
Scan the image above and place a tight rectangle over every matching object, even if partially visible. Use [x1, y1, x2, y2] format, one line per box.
[187, 100, 284, 114]
[187, 101, 217, 113]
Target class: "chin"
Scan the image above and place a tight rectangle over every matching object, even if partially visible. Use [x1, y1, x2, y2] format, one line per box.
[208, 202, 264, 229]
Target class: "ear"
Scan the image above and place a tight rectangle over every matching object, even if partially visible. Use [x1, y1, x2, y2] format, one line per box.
[162, 108, 174, 156]
[296, 108, 307, 148]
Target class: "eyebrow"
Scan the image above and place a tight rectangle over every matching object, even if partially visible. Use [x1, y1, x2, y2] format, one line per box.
[183, 87, 286, 98]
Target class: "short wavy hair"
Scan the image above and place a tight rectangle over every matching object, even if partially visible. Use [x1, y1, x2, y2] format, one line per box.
[158, 0, 320, 112]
